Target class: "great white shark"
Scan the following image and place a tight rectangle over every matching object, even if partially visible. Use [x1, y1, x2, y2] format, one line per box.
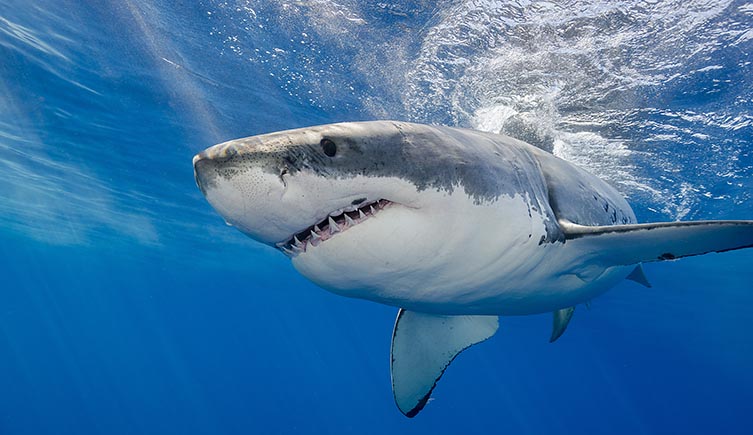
[193, 120, 753, 417]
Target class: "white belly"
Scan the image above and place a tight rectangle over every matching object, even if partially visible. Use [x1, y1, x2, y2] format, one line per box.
[292, 191, 631, 316]
[388, 238, 633, 316]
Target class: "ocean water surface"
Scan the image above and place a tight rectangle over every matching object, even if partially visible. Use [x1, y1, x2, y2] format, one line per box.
[1, 1, 752, 434]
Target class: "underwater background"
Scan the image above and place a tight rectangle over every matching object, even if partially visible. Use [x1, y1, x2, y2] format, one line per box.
[1, 1, 752, 433]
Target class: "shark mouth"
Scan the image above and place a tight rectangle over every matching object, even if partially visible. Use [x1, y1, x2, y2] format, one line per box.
[277, 199, 392, 257]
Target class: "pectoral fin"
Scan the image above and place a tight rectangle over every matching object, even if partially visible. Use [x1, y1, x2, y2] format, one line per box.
[550, 307, 575, 343]
[390, 309, 498, 418]
[560, 220, 753, 265]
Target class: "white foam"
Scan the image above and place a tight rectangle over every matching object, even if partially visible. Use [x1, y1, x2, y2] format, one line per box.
[397, 0, 747, 220]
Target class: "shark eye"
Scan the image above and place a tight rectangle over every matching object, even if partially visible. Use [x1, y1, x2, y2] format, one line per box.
[320, 138, 337, 157]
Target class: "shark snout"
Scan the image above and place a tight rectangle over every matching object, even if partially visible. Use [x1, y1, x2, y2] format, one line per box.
[192, 143, 296, 245]
[192, 155, 208, 195]
[192, 152, 221, 196]
[192, 140, 248, 195]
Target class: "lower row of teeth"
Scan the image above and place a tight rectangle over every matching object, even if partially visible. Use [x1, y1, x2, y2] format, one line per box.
[279, 200, 389, 255]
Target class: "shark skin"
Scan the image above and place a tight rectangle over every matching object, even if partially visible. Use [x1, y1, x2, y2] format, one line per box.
[193, 120, 753, 417]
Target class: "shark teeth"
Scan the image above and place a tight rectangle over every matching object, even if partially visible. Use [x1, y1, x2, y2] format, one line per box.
[328, 216, 341, 233]
[280, 246, 295, 256]
[278, 199, 392, 257]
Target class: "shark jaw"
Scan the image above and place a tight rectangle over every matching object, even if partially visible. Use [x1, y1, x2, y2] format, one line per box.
[276, 199, 393, 257]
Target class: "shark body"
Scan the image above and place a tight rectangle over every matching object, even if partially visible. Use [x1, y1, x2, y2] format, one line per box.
[193, 121, 753, 417]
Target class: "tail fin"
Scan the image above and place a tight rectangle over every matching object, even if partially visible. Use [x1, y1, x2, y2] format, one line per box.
[560, 220, 753, 265]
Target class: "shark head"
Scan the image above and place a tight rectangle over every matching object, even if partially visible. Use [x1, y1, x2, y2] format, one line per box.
[193, 121, 426, 248]
[193, 121, 553, 306]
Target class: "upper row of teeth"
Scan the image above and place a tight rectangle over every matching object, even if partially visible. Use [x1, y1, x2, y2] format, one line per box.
[329, 203, 366, 216]
[278, 201, 386, 256]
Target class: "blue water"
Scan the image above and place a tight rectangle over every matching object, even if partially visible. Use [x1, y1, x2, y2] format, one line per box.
[1, 1, 752, 434]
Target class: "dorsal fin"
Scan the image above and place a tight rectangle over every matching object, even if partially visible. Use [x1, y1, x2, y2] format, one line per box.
[550, 307, 575, 343]
[390, 309, 498, 417]
[626, 264, 652, 288]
